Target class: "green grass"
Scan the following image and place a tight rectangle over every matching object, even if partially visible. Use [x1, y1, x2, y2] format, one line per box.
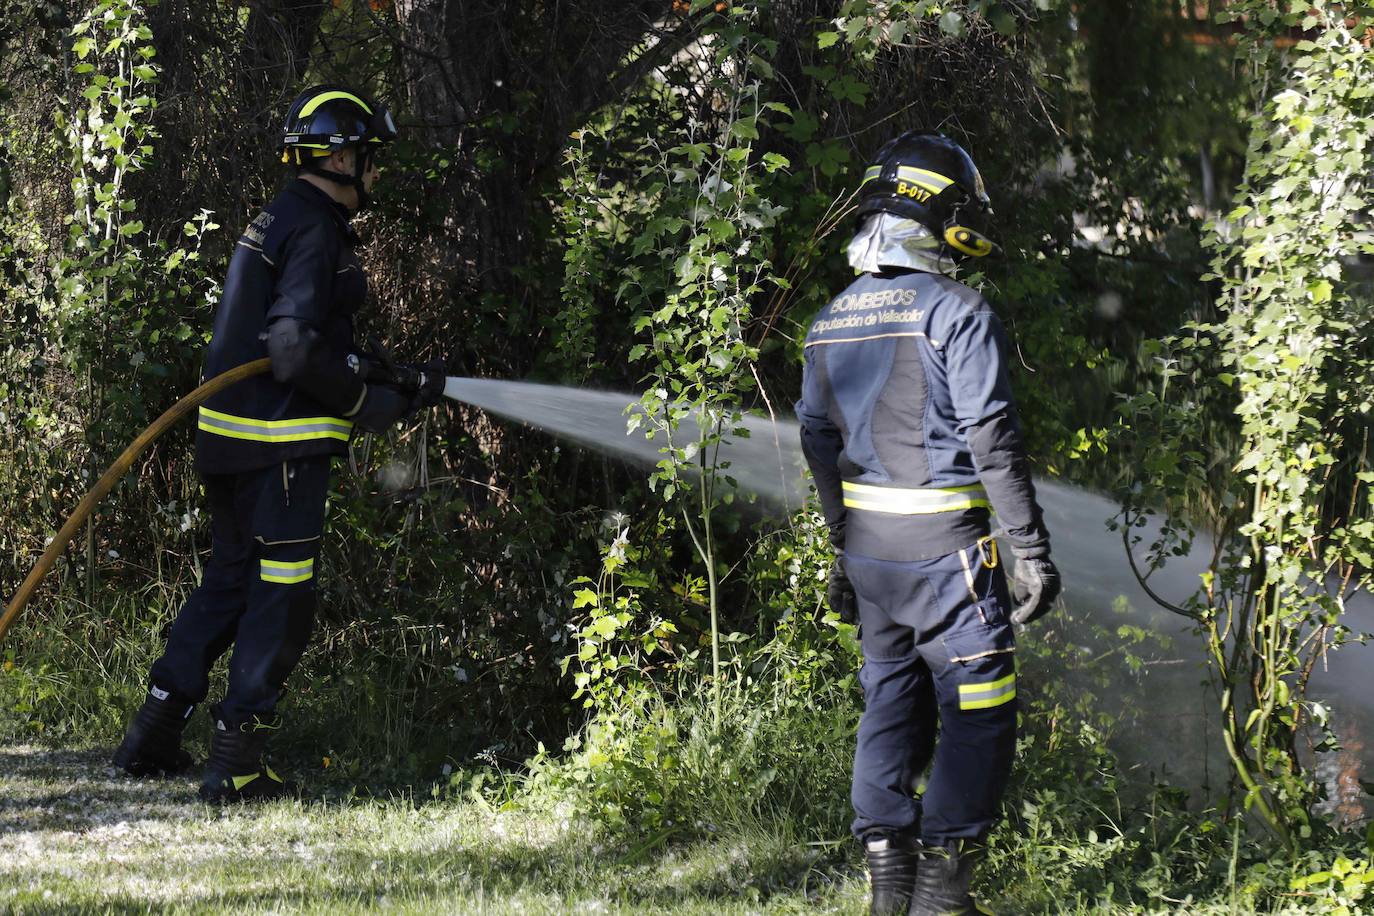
[0, 741, 1353, 915]
[0, 744, 868, 915]
[0, 594, 1361, 914]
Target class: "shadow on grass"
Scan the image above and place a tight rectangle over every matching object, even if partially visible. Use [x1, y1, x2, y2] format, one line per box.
[0, 745, 202, 835]
[0, 742, 859, 914]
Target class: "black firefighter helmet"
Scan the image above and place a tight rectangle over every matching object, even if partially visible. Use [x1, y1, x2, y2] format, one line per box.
[280, 85, 397, 205]
[856, 131, 997, 259]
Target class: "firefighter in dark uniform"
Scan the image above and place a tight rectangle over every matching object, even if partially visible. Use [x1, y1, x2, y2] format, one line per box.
[797, 132, 1062, 915]
[111, 86, 441, 802]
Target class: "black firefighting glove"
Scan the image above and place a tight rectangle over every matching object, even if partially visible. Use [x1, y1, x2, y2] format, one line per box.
[346, 382, 414, 434]
[1009, 549, 1061, 626]
[827, 554, 858, 625]
[355, 339, 447, 408]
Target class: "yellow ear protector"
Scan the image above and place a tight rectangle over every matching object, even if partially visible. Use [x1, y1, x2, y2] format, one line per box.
[944, 225, 995, 258]
[280, 147, 338, 165]
[941, 194, 996, 257]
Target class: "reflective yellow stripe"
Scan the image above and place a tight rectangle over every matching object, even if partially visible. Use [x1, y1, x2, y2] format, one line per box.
[805, 331, 942, 348]
[895, 165, 954, 194]
[231, 773, 260, 791]
[299, 90, 373, 117]
[959, 673, 1016, 711]
[841, 481, 990, 515]
[859, 165, 955, 194]
[198, 406, 352, 443]
[260, 558, 314, 584]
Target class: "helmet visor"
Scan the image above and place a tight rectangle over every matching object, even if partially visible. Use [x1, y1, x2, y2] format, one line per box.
[370, 107, 398, 143]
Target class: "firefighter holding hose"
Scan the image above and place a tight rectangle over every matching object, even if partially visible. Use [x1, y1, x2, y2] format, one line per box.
[111, 85, 442, 802]
[797, 132, 1061, 915]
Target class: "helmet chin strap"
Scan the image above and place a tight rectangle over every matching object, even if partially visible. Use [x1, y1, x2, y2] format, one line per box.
[304, 148, 372, 211]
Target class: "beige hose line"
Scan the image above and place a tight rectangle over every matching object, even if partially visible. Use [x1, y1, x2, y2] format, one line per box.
[0, 358, 273, 646]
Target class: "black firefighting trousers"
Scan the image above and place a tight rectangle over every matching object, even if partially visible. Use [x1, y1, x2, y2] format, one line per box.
[846, 540, 1018, 844]
[148, 456, 331, 728]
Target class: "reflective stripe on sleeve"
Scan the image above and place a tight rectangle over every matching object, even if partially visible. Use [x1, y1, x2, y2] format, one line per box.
[841, 481, 990, 515]
[260, 558, 314, 584]
[958, 673, 1016, 711]
[198, 407, 353, 443]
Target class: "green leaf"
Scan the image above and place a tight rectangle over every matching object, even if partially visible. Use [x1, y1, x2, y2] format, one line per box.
[591, 615, 621, 639]
[827, 75, 870, 106]
[816, 31, 840, 49]
[704, 218, 735, 242]
[573, 589, 600, 609]
[729, 119, 759, 142]
[761, 152, 790, 172]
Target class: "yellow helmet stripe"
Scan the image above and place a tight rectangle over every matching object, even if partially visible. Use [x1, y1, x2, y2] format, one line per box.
[299, 90, 373, 118]
[895, 166, 954, 195]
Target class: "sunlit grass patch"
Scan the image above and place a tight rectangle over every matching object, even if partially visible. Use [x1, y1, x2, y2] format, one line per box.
[0, 745, 863, 914]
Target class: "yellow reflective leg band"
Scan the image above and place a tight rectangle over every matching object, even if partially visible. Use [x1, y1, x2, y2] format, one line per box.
[232, 773, 260, 791]
[260, 558, 314, 584]
[958, 673, 1016, 711]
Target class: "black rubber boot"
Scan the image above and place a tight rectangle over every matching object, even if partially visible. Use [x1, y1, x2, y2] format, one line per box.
[909, 839, 992, 916]
[863, 832, 919, 916]
[198, 714, 293, 803]
[111, 685, 196, 777]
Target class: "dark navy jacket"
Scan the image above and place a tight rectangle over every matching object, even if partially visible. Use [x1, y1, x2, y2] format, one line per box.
[195, 180, 367, 475]
[796, 269, 1050, 562]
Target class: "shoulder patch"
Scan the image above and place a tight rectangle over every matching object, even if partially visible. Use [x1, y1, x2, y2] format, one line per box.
[242, 211, 275, 247]
[806, 278, 936, 348]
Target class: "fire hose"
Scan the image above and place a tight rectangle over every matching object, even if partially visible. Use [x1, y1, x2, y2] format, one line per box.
[0, 358, 275, 648]
[0, 346, 447, 649]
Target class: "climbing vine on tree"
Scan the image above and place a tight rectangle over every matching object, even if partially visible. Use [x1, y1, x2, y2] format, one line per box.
[1117, 1, 1374, 846]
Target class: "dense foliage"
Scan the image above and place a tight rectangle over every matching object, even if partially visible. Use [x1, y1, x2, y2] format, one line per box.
[2, 0, 1371, 911]
[1114, 0, 1374, 852]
